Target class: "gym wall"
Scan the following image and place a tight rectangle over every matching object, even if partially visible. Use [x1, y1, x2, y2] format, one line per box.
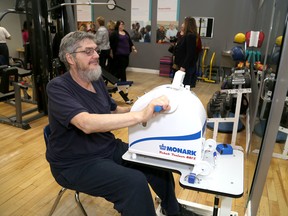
[1, 0, 285, 71]
[92, 0, 259, 71]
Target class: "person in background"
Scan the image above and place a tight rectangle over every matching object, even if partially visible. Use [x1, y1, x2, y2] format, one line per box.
[156, 25, 166, 43]
[144, 25, 151, 43]
[109, 20, 137, 81]
[129, 23, 136, 38]
[169, 23, 185, 78]
[140, 27, 146, 42]
[21, 21, 32, 69]
[176, 23, 184, 42]
[174, 17, 199, 88]
[79, 23, 87, 32]
[95, 16, 110, 71]
[165, 23, 178, 42]
[0, 25, 11, 65]
[130, 22, 142, 42]
[107, 20, 116, 36]
[87, 23, 96, 34]
[46, 31, 197, 216]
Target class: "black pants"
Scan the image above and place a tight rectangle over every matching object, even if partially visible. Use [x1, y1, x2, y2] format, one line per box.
[99, 49, 111, 71]
[24, 44, 31, 69]
[50, 141, 180, 216]
[0, 43, 9, 65]
[111, 54, 129, 81]
[183, 65, 197, 88]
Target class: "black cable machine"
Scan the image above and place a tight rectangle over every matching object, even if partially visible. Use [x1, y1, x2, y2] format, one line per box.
[0, 0, 52, 129]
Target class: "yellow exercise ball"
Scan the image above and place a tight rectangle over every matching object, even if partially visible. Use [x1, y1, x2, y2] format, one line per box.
[275, 36, 283, 46]
[234, 33, 246, 44]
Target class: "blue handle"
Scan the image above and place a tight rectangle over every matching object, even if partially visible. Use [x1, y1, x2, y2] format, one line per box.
[154, 106, 163, 112]
[188, 173, 196, 184]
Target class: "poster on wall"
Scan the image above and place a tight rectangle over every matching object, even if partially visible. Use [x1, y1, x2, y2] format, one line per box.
[131, 0, 152, 42]
[194, 17, 214, 38]
[156, 0, 179, 43]
[157, 0, 178, 22]
[76, 0, 92, 31]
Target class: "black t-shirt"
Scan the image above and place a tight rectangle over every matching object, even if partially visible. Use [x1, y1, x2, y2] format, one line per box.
[46, 72, 118, 168]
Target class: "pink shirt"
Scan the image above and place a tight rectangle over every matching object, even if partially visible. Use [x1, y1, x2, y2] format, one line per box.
[22, 30, 29, 44]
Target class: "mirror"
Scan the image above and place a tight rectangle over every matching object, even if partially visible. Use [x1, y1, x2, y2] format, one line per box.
[156, 0, 179, 44]
[131, 0, 152, 42]
[247, 0, 288, 205]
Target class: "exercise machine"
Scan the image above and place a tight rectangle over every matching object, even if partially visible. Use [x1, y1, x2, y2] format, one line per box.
[1, 0, 53, 129]
[123, 71, 243, 216]
[200, 49, 220, 83]
[0, 66, 43, 129]
[102, 69, 134, 104]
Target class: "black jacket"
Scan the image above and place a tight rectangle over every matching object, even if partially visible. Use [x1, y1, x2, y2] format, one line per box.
[174, 33, 197, 70]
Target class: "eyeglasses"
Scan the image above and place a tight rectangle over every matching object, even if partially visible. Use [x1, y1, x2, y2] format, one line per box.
[70, 48, 101, 56]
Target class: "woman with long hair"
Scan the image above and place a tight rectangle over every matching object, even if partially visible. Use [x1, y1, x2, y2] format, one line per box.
[174, 17, 201, 87]
[109, 20, 137, 81]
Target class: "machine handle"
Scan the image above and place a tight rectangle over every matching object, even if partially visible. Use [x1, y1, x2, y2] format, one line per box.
[154, 106, 163, 112]
[142, 106, 163, 127]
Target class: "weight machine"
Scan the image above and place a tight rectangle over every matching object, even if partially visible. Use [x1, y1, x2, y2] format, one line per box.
[0, 0, 52, 129]
[0, 0, 126, 129]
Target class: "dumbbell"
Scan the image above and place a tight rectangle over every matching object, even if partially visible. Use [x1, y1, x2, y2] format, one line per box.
[210, 91, 221, 101]
[210, 91, 228, 102]
[207, 99, 228, 118]
[222, 94, 233, 111]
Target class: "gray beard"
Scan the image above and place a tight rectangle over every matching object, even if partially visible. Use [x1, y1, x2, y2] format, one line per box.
[77, 65, 102, 82]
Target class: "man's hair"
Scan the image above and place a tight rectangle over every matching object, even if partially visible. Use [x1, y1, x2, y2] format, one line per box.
[59, 31, 96, 70]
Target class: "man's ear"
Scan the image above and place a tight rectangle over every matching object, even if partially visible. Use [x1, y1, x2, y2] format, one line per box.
[66, 53, 75, 65]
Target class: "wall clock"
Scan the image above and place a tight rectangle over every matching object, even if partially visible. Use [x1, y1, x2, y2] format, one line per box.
[107, 0, 116, 10]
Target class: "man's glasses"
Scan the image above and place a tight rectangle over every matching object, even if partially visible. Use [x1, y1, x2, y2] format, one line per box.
[70, 48, 101, 56]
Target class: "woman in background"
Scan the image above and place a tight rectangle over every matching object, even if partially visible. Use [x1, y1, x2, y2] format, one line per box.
[174, 17, 200, 87]
[107, 20, 116, 36]
[156, 25, 166, 43]
[109, 20, 137, 81]
[95, 16, 110, 71]
[22, 21, 31, 69]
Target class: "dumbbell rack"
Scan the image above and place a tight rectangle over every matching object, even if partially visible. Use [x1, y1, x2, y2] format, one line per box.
[207, 87, 252, 147]
[252, 74, 288, 160]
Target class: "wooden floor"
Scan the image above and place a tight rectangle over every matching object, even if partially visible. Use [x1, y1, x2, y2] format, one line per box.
[0, 71, 287, 216]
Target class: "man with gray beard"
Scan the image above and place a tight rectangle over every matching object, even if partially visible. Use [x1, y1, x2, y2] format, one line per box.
[46, 31, 195, 216]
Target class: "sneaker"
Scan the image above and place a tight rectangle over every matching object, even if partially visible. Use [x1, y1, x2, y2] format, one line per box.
[161, 204, 201, 216]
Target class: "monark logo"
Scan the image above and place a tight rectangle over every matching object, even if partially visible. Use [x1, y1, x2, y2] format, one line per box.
[159, 144, 166, 150]
[159, 144, 196, 156]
